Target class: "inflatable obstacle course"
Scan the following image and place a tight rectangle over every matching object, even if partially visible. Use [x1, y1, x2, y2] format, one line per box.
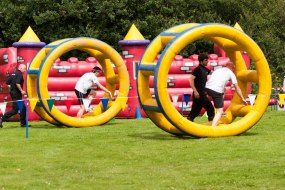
[0, 24, 242, 122]
[0, 23, 272, 136]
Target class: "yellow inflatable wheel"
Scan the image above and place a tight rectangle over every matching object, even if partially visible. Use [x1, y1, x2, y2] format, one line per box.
[27, 37, 129, 127]
[138, 23, 271, 137]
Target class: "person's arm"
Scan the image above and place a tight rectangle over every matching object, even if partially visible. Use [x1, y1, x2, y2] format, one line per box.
[233, 83, 247, 104]
[96, 82, 113, 98]
[16, 83, 25, 95]
[14, 73, 25, 95]
[229, 70, 246, 104]
[189, 74, 199, 98]
[89, 84, 98, 90]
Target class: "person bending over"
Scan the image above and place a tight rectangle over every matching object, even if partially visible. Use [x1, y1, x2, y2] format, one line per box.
[74, 66, 112, 118]
[205, 62, 247, 126]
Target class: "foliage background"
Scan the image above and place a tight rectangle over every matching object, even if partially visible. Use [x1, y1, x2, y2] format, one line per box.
[0, 0, 284, 86]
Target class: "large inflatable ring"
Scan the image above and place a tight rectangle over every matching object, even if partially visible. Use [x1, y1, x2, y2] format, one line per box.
[27, 37, 129, 127]
[138, 23, 271, 137]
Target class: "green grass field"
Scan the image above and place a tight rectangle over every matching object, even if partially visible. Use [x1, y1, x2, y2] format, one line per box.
[0, 109, 285, 190]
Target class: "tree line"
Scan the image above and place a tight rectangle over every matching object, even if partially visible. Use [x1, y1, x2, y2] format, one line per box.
[0, 0, 284, 87]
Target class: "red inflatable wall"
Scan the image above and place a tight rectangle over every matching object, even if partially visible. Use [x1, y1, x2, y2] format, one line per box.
[0, 48, 19, 120]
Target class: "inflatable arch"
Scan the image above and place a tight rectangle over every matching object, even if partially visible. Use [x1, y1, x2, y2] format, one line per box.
[27, 37, 129, 127]
[138, 23, 271, 137]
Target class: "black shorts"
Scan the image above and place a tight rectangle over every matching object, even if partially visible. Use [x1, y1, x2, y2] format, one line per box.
[205, 88, 224, 108]
[75, 89, 91, 105]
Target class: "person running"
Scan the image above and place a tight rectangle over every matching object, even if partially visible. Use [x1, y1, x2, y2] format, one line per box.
[0, 64, 27, 128]
[205, 62, 247, 126]
[74, 66, 112, 118]
[187, 53, 215, 122]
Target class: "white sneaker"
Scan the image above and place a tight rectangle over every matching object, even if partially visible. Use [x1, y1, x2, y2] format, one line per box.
[87, 107, 94, 112]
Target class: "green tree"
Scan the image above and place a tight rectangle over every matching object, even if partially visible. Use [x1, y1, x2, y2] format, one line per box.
[0, 0, 284, 87]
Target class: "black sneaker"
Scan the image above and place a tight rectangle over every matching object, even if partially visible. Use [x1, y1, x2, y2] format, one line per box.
[0, 118, 3, 128]
[187, 117, 194, 122]
[21, 124, 31, 127]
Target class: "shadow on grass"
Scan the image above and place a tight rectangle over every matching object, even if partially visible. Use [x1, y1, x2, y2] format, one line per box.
[28, 124, 67, 129]
[129, 132, 200, 141]
[27, 121, 118, 129]
[238, 132, 258, 136]
[2, 125, 67, 129]
[129, 131, 258, 140]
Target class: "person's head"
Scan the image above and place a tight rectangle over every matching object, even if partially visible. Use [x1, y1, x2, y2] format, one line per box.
[92, 66, 102, 76]
[198, 53, 208, 66]
[18, 64, 26, 73]
[225, 62, 235, 71]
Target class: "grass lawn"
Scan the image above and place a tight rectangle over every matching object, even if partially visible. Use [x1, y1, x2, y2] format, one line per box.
[0, 109, 285, 190]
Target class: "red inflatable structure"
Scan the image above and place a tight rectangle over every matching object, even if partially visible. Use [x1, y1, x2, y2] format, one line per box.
[0, 25, 250, 121]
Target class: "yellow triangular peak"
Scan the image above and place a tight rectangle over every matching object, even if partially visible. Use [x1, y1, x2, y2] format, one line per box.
[19, 26, 41, 42]
[234, 22, 244, 32]
[123, 24, 145, 40]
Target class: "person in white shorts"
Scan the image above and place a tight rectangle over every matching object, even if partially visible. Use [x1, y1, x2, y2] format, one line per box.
[205, 62, 247, 126]
[75, 66, 112, 118]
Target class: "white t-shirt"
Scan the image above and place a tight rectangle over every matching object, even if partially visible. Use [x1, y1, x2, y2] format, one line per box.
[206, 67, 237, 93]
[75, 72, 99, 94]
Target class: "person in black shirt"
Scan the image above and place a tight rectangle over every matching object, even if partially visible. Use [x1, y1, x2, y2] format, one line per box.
[0, 64, 27, 128]
[187, 53, 215, 122]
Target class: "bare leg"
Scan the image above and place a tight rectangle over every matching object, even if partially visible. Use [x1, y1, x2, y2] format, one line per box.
[88, 90, 96, 104]
[77, 105, 85, 118]
[211, 108, 223, 126]
[87, 91, 97, 112]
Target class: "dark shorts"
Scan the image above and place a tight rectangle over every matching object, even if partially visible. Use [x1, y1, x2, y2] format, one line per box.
[75, 89, 91, 105]
[205, 88, 224, 108]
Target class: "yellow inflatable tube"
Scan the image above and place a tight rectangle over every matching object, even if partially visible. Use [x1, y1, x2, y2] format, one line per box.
[27, 37, 129, 127]
[138, 23, 200, 135]
[138, 23, 271, 137]
[27, 39, 71, 125]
